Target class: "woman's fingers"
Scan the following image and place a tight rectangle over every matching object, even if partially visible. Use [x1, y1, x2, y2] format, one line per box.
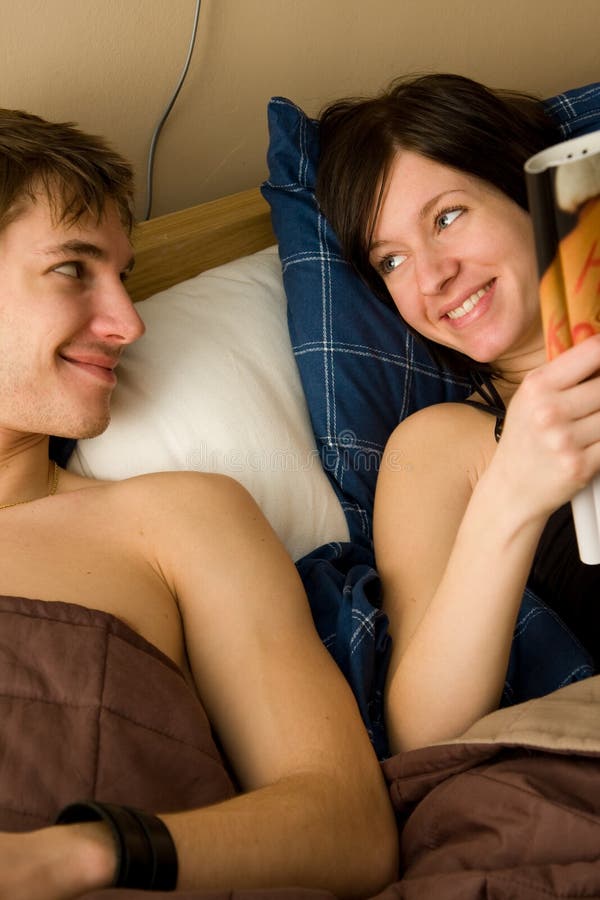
[515, 336, 600, 442]
[496, 339, 600, 514]
[535, 332, 600, 391]
[561, 376, 600, 423]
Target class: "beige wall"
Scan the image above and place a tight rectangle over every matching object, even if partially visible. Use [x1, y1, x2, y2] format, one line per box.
[3, 0, 598, 218]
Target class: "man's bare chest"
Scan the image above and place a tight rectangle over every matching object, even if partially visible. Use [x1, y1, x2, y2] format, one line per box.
[0, 500, 186, 669]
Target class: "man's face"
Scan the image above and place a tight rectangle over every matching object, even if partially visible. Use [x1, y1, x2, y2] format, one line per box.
[0, 194, 145, 440]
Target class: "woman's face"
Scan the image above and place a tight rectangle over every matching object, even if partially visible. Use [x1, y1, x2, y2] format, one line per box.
[368, 151, 543, 371]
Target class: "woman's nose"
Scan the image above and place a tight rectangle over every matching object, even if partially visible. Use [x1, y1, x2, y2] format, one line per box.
[414, 245, 460, 295]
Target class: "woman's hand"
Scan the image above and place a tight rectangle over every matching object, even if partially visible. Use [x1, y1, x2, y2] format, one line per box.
[492, 333, 600, 521]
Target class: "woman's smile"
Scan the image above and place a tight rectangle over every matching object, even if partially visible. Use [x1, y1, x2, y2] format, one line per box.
[444, 279, 496, 321]
[370, 151, 542, 370]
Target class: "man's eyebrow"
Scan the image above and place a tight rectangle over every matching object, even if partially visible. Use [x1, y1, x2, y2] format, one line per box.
[43, 240, 135, 272]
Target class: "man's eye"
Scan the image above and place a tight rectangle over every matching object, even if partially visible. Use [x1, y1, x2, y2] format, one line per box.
[436, 208, 464, 231]
[53, 262, 81, 278]
[379, 254, 407, 276]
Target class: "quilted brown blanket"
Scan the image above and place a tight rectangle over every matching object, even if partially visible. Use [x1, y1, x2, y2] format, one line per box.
[1, 594, 599, 898]
[377, 676, 600, 898]
[0, 594, 236, 830]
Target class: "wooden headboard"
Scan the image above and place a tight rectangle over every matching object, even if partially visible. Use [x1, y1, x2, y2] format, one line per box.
[126, 187, 275, 303]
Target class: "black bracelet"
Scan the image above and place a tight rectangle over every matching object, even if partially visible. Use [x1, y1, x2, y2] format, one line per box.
[55, 801, 178, 891]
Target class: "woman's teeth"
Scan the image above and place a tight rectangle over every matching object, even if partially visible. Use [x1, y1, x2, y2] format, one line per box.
[447, 281, 493, 320]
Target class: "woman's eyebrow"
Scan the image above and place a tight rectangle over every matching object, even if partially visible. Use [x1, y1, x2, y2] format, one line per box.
[418, 189, 465, 221]
[369, 189, 466, 251]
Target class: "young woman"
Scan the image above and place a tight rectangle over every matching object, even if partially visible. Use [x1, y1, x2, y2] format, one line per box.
[316, 73, 600, 753]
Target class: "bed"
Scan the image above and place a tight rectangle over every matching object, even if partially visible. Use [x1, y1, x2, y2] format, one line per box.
[66, 81, 600, 898]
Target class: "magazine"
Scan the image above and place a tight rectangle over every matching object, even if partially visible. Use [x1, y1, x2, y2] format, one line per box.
[525, 129, 600, 563]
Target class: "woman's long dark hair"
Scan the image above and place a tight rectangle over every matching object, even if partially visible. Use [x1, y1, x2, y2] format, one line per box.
[316, 73, 559, 379]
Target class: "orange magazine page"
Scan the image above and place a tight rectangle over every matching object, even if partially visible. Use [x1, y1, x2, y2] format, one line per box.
[526, 130, 600, 562]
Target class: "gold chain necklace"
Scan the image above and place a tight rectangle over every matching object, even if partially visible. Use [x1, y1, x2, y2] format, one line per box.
[0, 461, 60, 511]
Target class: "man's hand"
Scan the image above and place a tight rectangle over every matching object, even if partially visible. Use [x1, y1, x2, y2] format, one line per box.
[0, 822, 115, 900]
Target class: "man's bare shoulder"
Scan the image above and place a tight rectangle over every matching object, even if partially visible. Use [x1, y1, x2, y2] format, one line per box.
[63, 468, 248, 505]
[126, 470, 242, 495]
[59, 469, 259, 541]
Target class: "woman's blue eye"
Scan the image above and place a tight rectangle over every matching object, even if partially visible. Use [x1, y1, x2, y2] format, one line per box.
[436, 208, 463, 230]
[380, 254, 406, 275]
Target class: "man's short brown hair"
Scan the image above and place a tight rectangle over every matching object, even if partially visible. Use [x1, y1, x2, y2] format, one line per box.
[0, 108, 134, 234]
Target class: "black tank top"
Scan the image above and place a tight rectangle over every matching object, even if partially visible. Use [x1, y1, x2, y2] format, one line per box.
[464, 375, 600, 668]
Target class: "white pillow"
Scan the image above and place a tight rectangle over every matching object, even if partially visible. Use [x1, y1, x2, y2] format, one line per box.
[69, 246, 349, 561]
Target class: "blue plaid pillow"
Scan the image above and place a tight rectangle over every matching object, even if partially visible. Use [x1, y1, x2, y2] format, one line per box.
[261, 100, 468, 542]
[261, 81, 600, 544]
[543, 81, 600, 138]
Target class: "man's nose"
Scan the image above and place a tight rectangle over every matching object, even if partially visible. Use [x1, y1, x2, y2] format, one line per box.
[90, 278, 146, 345]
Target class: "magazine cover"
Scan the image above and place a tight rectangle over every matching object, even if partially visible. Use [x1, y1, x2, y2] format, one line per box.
[525, 130, 600, 563]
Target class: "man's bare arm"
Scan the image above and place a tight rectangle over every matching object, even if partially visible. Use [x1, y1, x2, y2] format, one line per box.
[156, 472, 398, 896]
[0, 472, 397, 899]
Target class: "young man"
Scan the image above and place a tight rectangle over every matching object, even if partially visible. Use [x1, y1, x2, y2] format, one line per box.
[0, 110, 397, 899]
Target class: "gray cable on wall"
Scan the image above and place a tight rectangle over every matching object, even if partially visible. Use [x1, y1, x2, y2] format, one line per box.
[143, 0, 202, 221]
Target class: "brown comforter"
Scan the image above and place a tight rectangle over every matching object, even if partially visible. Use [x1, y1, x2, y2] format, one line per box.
[1, 594, 599, 898]
[377, 676, 600, 898]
